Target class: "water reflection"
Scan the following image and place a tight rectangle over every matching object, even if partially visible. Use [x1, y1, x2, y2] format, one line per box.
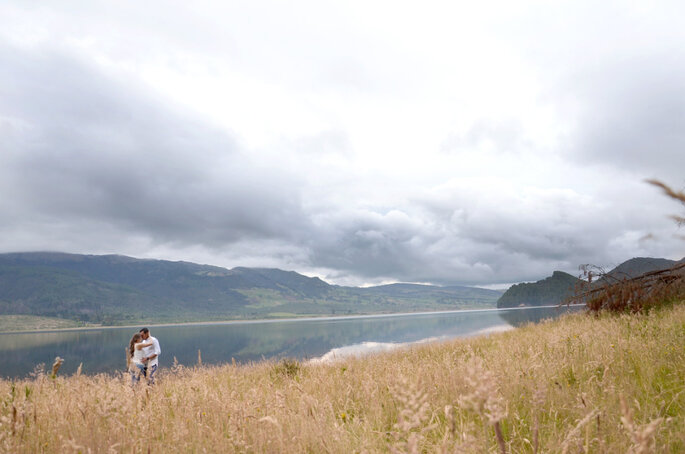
[0, 306, 583, 378]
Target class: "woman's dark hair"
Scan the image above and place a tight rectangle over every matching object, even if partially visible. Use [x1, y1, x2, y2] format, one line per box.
[129, 333, 142, 357]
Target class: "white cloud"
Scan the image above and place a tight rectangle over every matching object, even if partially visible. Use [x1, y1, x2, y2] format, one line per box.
[0, 0, 683, 286]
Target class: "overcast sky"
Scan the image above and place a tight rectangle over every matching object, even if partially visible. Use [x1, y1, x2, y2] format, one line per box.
[1, 1, 684, 287]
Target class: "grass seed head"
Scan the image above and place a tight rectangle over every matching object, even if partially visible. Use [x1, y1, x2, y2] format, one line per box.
[50, 357, 64, 379]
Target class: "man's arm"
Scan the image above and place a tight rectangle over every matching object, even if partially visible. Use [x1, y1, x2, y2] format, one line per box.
[143, 338, 161, 362]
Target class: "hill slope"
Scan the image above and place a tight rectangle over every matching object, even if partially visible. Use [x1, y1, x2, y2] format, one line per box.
[0, 252, 500, 325]
[497, 257, 684, 308]
[497, 271, 581, 308]
[599, 256, 684, 283]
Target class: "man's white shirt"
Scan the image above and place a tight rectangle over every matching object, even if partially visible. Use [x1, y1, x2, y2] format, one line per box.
[142, 335, 161, 367]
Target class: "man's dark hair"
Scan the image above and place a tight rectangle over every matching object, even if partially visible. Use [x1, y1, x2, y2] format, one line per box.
[140, 327, 149, 334]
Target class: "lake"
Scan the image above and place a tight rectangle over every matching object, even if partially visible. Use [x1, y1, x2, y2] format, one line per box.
[0, 305, 583, 379]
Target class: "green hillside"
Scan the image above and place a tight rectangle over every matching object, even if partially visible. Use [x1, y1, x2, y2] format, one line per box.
[497, 271, 581, 308]
[0, 252, 501, 327]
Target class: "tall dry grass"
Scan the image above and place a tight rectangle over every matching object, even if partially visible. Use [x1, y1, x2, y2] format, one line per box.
[1, 303, 683, 453]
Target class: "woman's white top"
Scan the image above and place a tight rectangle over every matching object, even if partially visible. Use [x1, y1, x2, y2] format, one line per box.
[131, 342, 146, 365]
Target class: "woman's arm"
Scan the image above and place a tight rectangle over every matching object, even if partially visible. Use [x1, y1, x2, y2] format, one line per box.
[135, 342, 154, 350]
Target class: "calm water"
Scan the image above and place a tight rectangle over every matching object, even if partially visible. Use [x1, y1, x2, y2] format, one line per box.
[0, 306, 583, 379]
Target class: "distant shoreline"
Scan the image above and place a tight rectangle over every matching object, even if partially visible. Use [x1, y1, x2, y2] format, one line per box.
[0, 304, 585, 335]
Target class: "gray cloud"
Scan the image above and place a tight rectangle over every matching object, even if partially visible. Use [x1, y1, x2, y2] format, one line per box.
[0, 44, 308, 249]
[1, 3, 684, 288]
[567, 57, 685, 181]
[300, 173, 683, 286]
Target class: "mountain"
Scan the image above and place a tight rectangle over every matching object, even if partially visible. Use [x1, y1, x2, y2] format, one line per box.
[597, 257, 684, 283]
[496, 256, 685, 308]
[0, 252, 501, 326]
[497, 271, 581, 308]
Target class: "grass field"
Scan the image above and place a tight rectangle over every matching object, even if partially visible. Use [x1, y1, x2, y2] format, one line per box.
[0, 303, 682, 453]
[0, 315, 82, 333]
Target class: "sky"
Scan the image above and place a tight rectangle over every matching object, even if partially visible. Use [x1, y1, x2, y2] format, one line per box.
[1, 1, 684, 287]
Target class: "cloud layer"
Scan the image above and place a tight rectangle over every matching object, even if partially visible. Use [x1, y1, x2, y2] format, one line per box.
[1, 1, 684, 286]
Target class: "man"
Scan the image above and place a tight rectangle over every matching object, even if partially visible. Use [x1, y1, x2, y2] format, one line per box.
[139, 327, 161, 384]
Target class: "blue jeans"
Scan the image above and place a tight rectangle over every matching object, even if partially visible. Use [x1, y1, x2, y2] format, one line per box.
[130, 363, 145, 385]
[142, 363, 158, 385]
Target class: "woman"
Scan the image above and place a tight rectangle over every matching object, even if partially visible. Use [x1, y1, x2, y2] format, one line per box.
[129, 333, 153, 385]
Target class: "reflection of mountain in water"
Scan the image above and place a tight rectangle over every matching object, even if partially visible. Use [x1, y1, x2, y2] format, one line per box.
[497, 306, 585, 328]
[0, 329, 138, 378]
[160, 312, 507, 367]
[0, 307, 581, 379]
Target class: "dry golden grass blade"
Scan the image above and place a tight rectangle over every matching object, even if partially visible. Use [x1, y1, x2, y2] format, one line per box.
[647, 179, 685, 227]
[50, 356, 64, 378]
[646, 179, 685, 204]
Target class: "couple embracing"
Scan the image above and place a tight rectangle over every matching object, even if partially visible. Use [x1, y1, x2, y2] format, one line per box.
[128, 327, 161, 385]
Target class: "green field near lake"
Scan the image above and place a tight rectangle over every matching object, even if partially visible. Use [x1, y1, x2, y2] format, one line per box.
[0, 315, 84, 333]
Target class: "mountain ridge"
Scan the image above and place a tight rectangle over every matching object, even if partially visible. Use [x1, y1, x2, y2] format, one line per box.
[598, 256, 685, 283]
[0, 252, 501, 326]
[496, 256, 684, 308]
